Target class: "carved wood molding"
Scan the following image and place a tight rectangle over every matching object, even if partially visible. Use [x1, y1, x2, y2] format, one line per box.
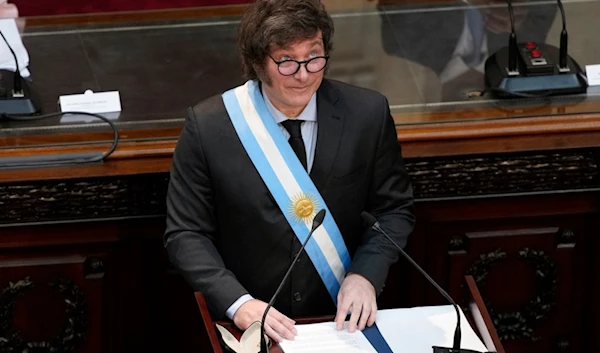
[465, 248, 558, 342]
[0, 277, 88, 353]
[0, 174, 168, 224]
[0, 150, 597, 224]
[407, 149, 599, 199]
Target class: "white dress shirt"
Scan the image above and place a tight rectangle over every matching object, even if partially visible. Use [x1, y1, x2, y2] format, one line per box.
[264, 89, 318, 172]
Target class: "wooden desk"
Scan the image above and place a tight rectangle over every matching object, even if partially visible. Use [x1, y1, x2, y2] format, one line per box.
[0, 2, 598, 353]
[194, 276, 505, 353]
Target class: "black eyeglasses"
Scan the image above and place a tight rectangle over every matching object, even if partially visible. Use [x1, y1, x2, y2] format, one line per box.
[268, 54, 329, 76]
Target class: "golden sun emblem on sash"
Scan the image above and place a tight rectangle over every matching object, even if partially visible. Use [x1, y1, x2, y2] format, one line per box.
[288, 192, 320, 224]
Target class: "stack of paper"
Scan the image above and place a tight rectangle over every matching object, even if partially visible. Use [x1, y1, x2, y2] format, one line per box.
[280, 322, 376, 353]
[280, 305, 489, 353]
[0, 18, 29, 77]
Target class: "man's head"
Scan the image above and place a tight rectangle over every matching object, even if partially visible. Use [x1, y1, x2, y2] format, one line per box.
[238, 0, 334, 116]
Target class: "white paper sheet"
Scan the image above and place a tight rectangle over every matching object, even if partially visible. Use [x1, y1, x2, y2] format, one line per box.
[279, 321, 377, 353]
[0, 19, 29, 76]
[279, 306, 488, 353]
[375, 305, 488, 353]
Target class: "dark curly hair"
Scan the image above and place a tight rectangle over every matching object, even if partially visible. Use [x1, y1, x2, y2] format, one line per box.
[237, 0, 334, 83]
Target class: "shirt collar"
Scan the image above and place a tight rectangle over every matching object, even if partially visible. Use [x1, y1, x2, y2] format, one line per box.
[262, 88, 317, 124]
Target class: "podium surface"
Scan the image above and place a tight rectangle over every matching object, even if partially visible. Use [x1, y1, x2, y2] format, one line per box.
[195, 276, 505, 353]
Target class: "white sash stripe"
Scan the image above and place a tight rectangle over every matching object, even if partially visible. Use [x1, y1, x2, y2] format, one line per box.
[234, 83, 346, 285]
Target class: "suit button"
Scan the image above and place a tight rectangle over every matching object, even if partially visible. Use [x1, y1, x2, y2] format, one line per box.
[293, 292, 302, 302]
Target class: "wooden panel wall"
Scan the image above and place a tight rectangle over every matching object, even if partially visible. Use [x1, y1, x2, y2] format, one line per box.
[0, 147, 597, 353]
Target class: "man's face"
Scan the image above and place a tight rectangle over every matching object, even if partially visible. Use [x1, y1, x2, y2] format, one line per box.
[261, 31, 326, 116]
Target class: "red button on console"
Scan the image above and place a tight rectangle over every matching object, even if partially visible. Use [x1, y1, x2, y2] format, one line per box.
[530, 49, 542, 58]
[525, 42, 536, 49]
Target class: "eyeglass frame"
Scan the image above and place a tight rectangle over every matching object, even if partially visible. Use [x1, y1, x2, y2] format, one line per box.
[268, 54, 330, 76]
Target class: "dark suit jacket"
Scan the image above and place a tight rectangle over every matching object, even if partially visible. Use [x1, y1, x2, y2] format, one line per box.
[164, 78, 415, 320]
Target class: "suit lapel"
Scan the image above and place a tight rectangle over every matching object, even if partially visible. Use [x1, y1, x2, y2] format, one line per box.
[310, 80, 343, 190]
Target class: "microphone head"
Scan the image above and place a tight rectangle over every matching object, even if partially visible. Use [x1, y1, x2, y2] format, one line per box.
[360, 211, 378, 227]
[311, 209, 326, 230]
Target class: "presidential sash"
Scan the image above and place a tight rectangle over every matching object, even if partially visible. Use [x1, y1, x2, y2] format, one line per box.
[222, 80, 351, 303]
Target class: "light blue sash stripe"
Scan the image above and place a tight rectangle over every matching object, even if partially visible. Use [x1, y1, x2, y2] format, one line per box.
[247, 82, 352, 269]
[222, 88, 342, 301]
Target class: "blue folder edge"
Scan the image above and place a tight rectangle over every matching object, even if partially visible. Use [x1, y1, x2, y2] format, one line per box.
[362, 323, 393, 353]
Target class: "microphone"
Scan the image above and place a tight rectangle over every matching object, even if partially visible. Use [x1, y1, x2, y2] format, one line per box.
[506, 0, 518, 74]
[556, 0, 569, 70]
[260, 209, 327, 353]
[0, 30, 22, 96]
[361, 211, 484, 353]
[483, 0, 587, 97]
[0, 29, 40, 115]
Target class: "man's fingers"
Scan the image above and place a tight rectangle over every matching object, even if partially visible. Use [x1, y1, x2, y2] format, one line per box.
[268, 307, 297, 335]
[348, 303, 361, 333]
[267, 316, 296, 341]
[264, 324, 284, 343]
[283, 318, 297, 335]
[358, 303, 371, 331]
[367, 303, 377, 327]
[335, 299, 351, 331]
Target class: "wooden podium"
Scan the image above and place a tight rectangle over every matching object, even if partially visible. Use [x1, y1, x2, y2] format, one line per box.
[194, 276, 505, 353]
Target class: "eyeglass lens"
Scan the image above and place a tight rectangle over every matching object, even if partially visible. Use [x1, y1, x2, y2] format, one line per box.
[278, 57, 327, 75]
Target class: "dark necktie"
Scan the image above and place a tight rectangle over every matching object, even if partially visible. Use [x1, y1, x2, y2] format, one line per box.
[281, 119, 307, 170]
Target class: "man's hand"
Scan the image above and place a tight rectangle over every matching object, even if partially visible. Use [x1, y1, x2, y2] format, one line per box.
[334, 273, 377, 333]
[233, 299, 297, 343]
[0, 1, 18, 18]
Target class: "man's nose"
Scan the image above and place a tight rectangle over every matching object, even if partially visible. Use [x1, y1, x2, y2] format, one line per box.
[294, 64, 310, 81]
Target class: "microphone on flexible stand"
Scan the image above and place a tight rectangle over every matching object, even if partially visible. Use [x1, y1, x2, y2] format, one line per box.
[483, 0, 586, 97]
[506, 0, 519, 75]
[361, 211, 485, 353]
[0, 30, 22, 96]
[0, 29, 40, 115]
[556, 0, 569, 71]
[259, 209, 327, 353]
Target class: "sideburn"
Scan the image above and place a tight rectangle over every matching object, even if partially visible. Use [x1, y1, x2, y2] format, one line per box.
[253, 63, 272, 86]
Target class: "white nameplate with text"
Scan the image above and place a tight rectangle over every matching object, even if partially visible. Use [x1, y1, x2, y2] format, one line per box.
[59, 89, 122, 114]
[585, 64, 600, 86]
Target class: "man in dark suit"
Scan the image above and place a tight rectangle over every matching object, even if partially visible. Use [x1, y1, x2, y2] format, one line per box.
[164, 0, 415, 343]
[379, 0, 556, 101]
